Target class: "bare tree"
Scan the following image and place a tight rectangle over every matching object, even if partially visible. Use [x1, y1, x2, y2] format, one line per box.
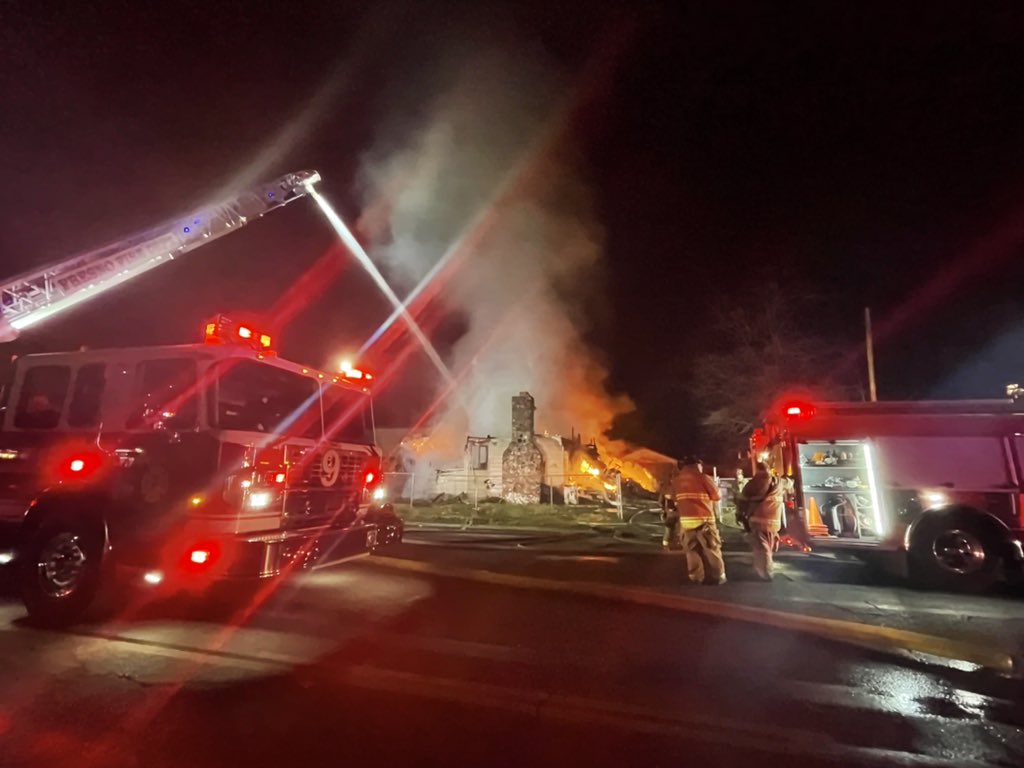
[692, 285, 843, 449]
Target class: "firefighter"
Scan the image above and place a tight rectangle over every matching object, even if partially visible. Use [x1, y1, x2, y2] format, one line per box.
[671, 456, 726, 585]
[741, 462, 790, 581]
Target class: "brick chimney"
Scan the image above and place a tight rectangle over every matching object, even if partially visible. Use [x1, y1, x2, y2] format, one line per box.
[511, 392, 535, 441]
[502, 391, 544, 504]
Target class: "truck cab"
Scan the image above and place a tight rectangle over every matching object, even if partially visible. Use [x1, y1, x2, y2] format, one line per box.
[762, 399, 1024, 590]
[0, 317, 402, 623]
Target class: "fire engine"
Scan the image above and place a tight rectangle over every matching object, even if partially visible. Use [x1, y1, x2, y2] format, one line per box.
[0, 317, 402, 623]
[760, 398, 1024, 590]
[0, 169, 402, 624]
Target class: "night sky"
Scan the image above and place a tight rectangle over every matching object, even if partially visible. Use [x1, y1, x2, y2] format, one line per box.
[3, 1, 1024, 457]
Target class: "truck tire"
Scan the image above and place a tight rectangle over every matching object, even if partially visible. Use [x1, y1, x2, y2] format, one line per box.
[18, 518, 106, 626]
[909, 514, 1000, 592]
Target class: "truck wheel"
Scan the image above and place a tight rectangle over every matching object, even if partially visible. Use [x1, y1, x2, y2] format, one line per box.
[909, 516, 1000, 592]
[19, 520, 105, 626]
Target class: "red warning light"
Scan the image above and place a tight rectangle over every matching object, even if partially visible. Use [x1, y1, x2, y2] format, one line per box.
[782, 401, 815, 420]
[364, 471, 376, 485]
[274, 472, 286, 484]
[57, 450, 105, 480]
[203, 315, 273, 351]
[190, 549, 211, 565]
[181, 541, 220, 572]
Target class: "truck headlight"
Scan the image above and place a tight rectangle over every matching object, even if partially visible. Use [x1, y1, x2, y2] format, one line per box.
[248, 491, 273, 510]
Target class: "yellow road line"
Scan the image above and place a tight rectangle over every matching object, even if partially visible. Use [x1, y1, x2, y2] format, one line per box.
[368, 556, 1020, 677]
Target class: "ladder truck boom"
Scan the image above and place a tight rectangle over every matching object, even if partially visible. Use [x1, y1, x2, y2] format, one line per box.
[0, 170, 321, 340]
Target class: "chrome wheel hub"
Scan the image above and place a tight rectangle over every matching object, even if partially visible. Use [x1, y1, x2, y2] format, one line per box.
[932, 529, 986, 575]
[38, 533, 87, 598]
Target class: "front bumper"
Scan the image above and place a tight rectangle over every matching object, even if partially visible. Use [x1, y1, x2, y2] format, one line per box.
[122, 520, 386, 592]
[230, 522, 379, 578]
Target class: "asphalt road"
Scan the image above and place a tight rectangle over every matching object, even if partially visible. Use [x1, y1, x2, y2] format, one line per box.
[0, 528, 1022, 767]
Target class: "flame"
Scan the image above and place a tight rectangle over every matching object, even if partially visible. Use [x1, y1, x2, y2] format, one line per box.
[595, 443, 657, 493]
[570, 442, 657, 495]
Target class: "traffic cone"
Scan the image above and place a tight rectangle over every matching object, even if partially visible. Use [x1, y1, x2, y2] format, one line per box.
[805, 495, 830, 536]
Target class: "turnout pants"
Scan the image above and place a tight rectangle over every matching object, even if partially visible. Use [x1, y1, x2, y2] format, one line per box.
[748, 521, 780, 579]
[682, 522, 725, 584]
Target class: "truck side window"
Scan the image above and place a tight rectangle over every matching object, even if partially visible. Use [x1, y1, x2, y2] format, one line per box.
[15, 365, 71, 429]
[128, 359, 198, 430]
[67, 363, 106, 428]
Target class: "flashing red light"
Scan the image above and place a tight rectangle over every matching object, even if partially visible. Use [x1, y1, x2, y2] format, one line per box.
[190, 549, 211, 565]
[57, 451, 104, 480]
[364, 471, 376, 485]
[365, 373, 373, 381]
[182, 541, 220, 571]
[782, 401, 815, 420]
[259, 334, 273, 349]
[204, 322, 217, 339]
[274, 472, 286, 484]
[237, 326, 253, 340]
[344, 368, 365, 380]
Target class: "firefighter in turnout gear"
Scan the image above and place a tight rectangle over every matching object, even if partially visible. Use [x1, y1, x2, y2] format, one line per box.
[671, 457, 726, 585]
[741, 462, 791, 581]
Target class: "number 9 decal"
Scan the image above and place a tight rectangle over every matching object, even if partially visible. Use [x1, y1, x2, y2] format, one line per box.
[320, 449, 341, 487]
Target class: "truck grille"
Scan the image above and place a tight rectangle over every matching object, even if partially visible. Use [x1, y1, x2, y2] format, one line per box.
[280, 444, 370, 529]
[283, 444, 368, 489]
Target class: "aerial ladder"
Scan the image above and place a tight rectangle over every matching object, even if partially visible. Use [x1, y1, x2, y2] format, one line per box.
[0, 170, 322, 341]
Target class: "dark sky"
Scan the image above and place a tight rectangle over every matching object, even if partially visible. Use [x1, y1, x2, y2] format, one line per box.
[3, 1, 1024, 455]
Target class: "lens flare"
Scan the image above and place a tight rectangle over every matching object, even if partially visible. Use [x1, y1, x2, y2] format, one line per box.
[306, 184, 455, 387]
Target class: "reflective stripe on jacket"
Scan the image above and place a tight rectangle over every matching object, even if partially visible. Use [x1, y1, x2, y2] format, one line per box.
[671, 466, 720, 530]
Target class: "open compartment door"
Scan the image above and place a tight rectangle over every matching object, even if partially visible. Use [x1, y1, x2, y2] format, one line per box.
[796, 439, 884, 540]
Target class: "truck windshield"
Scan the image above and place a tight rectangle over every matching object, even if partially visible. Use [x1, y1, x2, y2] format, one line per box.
[323, 383, 372, 445]
[214, 360, 321, 437]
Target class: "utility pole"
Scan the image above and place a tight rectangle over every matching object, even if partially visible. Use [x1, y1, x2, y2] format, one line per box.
[865, 307, 878, 402]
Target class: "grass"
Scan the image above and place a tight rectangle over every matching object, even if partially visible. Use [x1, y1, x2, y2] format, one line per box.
[395, 500, 629, 528]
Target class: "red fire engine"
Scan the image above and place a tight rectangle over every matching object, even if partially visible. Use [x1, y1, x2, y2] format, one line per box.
[762, 398, 1024, 590]
[0, 316, 402, 624]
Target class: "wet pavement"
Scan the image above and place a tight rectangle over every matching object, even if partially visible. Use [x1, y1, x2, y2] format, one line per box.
[399, 521, 1024, 654]
[0, 528, 1022, 767]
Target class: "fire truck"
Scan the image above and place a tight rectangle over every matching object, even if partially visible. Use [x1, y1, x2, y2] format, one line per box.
[760, 399, 1024, 590]
[0, 170, 402, 624]
[0, 317, 402, 624]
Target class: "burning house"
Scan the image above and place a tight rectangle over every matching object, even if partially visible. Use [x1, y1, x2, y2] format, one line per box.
[392, 392, 660, 506]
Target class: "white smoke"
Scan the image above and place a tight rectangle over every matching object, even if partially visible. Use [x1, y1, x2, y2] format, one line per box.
[359, 41, 633, 448]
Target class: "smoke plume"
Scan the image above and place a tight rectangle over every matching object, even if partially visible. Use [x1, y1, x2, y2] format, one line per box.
[359, 37, 632, 452]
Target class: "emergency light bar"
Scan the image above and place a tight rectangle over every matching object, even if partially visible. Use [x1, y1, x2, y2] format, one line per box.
[340, 360, 374, 381]
[204, 315, 273, 351]
[782, 401, 816, 420]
